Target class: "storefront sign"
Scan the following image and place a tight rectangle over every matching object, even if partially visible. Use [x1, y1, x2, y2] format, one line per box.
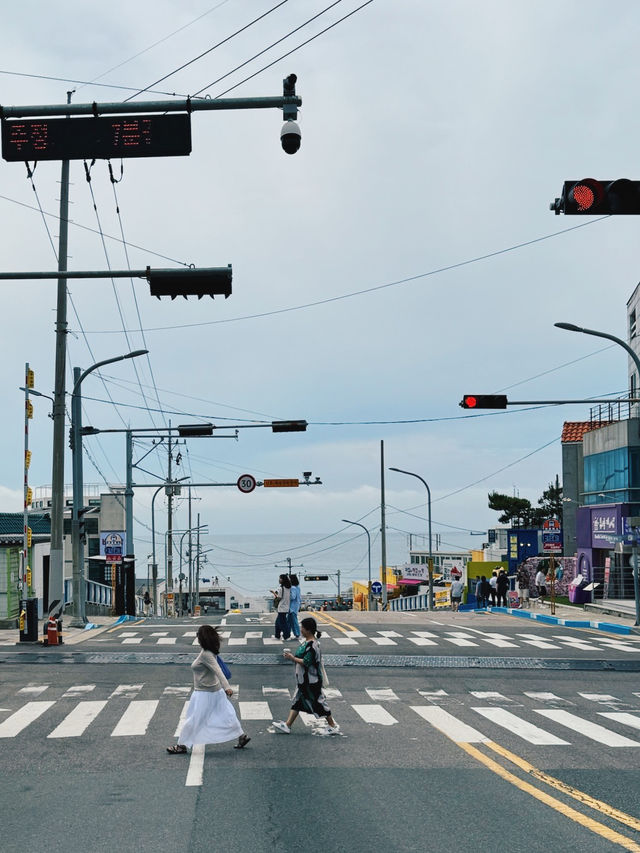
[590, 510, 622, 548]
[400, 562, 428, 582]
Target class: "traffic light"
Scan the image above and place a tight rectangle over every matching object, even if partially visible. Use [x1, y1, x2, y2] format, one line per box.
[177, 423, 214, 437]
[147, 266, 232, 299]
[460, 394, 508, 409]
[550, 179, 640, 215]
[271, 420, 307, 432]
[304, 575, 329, 581]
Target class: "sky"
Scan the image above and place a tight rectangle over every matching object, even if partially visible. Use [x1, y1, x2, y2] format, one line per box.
[1, 0, 639, 574]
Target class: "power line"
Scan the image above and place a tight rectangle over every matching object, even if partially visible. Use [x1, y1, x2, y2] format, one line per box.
[212, 0, 375, 99]
[79, 215, 610, 335]
[191, 0, 345, 96]
[124, 0, 290, 102]
[77, 0, 235, 93]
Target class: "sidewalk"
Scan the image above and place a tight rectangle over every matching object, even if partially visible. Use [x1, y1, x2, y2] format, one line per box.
[485, 600, 640, 636]
[0, 614, 135, 647]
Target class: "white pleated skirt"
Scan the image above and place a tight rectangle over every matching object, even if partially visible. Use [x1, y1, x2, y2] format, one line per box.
[179, 688, 244, 747]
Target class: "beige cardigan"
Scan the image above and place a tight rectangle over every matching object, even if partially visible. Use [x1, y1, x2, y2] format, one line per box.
[191, 648, 230, 693]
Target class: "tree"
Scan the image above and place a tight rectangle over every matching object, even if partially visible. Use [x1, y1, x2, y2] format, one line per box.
[488, 476, 563, 528]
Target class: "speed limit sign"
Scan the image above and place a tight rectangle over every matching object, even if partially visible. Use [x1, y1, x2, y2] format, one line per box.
[237, 474, 257, 494]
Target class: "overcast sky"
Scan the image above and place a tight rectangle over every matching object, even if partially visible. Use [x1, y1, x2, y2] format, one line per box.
[1, 0, 639, 567]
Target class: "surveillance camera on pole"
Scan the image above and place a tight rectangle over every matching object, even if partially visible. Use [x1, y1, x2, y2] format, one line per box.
[280, 120, 301, 155]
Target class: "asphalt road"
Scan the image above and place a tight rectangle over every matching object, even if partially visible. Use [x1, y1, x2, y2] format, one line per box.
[2, 612, 640, 853]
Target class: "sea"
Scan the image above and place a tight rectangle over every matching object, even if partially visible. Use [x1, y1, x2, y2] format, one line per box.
[198, 530, 411, 599]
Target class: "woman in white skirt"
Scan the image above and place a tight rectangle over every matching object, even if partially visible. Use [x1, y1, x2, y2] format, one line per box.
[167, 624, 250, 754]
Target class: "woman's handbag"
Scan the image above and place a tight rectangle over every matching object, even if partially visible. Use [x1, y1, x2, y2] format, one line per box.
[217, 655, 232, 679]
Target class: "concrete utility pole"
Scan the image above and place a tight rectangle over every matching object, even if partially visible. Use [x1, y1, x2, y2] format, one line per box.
[0, 78, 302, 619]
[380, 440, 388, 609]
[167, 424, 174, 615]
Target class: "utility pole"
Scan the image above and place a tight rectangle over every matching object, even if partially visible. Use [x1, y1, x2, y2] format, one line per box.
[188, 486, 192, 614]
[167, 423, 174, 616]
[196, 513, 201, 611]
[48, 90, 73, 614]
[275, 557, 303, 578]
[380, 440, 388, 609]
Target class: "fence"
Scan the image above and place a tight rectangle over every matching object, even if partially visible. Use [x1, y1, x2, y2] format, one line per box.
[64, 578, 144, 616]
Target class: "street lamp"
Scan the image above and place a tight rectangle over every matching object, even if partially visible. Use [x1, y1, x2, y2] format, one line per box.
[69, 349, 148, 626]
[388, 467, 434, 611]
[342, 519, 372, 610]
[555, 321, 640, 625]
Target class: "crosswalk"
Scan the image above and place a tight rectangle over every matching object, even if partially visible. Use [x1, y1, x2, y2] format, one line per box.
[104, 628, 640, 653]
[2, 680, 640, 750]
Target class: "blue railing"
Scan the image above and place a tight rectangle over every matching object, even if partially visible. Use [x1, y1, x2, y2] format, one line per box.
[64, 579, 144, 614]
[389, 593, 430, 611]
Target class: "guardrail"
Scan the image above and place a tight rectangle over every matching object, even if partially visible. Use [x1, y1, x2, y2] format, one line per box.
[63, 578, 144, 616]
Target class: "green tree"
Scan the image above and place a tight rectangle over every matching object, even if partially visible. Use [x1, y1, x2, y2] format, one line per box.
[488, 475, 562, 528]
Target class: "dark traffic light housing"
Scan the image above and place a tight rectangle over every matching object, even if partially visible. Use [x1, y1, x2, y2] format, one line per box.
[460, 395, 508, 409]
[304, 575, 329, 581]
[271, 420, 307, 432]
[551, 179, 640, 215]
[148, 265, 232, 299]
[177, 423, 214, 437]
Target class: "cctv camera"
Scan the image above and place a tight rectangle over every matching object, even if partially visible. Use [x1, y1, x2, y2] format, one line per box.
[303, 472, 312, 479]
[281, 120, 301, 155]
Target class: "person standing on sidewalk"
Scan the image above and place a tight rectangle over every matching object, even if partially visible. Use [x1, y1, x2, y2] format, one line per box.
[450, 576, 465, 612]
[167, 624, 250, 754]
[271, 574, 291, 640]
[272, 617, 340, 735]
[516, 563, 530, 609]
[535, 567, 548, 604]
[489, 570, 498, 606]
[288, 574, 302, 639]
[496, 569, 509, 607]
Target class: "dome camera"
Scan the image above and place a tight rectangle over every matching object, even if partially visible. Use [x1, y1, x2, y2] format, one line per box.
[280, 120, 301, 155]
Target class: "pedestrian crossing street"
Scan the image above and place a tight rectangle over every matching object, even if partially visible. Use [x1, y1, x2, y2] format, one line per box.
[3, 680, 640, 749]
[107, 627, 640, 654]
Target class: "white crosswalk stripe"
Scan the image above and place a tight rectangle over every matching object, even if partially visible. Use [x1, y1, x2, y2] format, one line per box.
[524, 692, 575, 706]
[238, 701, 272, 720]
[352, 705, 398, 725]
[156, 637, 177, 645]
[18, 685, 49, 696]
[111, 700, 159, 737]
[48, 701, 107, 738]
[370, 637, 397, 646]
[469, 691, 517, 705]
[533, 709, 640, 747]
[411, 705, 487, 743]
[598, 712, 640, 732]
[408, 638, 438, 646]
[62, 685, 95, 698]
[110, 684, 143, 699]
[365, 688, 400, 702]
[472, 707, 568, 745]
[0, 701, 56, 737]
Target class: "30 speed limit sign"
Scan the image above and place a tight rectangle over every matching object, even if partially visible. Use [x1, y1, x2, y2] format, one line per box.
[237, 474, 257, 494]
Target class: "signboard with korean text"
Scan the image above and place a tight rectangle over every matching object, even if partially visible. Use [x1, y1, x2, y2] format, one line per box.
[399, 562, 428, 582]
[590, 509, 622, 548]
[542, 531, 563, 552]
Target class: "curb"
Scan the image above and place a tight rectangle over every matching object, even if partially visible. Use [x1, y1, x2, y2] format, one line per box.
[485, 606, 634, 635]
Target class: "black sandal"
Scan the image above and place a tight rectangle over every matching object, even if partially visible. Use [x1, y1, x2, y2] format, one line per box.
[167, 744, 187, 754]
[234, 734, 251, 749]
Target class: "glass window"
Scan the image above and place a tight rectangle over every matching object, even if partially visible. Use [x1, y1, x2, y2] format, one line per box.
[584, 447, 630, 504]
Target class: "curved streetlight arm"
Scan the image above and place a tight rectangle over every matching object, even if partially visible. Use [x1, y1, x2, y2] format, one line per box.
[555, 323, 640, 383]
[72, 349, 148, 397]
[388, 466, 434, 611]
[342, 519, 372, 606]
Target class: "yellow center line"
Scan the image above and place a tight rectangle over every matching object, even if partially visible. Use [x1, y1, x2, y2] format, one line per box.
[106, 618, 146, 634]
[484, 740, 640, 833]
[314, 612, 358, 634]
[458, 741, 640, 852]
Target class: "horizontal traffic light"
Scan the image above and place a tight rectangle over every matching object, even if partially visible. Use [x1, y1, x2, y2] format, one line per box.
[147, 265, 232, 299]
[177, 423, 214, 437]
[460, 394, 508, 409]
[551, 179, 640, 215]
[271, 420, 307, 432]
[304, 575, 329, 581]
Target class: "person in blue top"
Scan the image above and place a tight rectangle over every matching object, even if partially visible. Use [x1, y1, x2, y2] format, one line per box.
[288, 574, 302, 639]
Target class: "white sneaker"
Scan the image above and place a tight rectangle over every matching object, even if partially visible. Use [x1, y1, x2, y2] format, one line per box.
[327, 725, 341, 735]
[273, 721, 291, 734]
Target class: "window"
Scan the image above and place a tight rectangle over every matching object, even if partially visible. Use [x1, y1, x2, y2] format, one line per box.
[631, 308, 637, 340]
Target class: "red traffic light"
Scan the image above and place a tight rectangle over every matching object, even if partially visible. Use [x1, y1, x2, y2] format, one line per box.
[460, 394, 508, 409]
[552, 179, 640, 215]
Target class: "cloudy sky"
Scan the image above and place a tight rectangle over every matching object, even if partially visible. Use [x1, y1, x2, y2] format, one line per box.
[1, 0, 639, 567]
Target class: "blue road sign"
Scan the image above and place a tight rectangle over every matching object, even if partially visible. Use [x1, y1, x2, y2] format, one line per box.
[371, 581, 383, 595]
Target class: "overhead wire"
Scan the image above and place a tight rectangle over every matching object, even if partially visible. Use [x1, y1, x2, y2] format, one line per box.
[123, 0, 291, 102]
[190, 0, 345, 96]
[78, 215, 611, 335]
